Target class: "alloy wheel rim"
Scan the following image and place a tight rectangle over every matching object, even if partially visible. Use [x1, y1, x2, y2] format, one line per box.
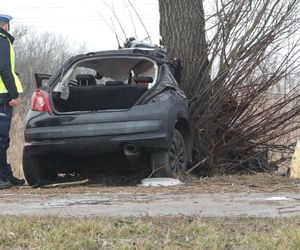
[169, 135, 185, 173]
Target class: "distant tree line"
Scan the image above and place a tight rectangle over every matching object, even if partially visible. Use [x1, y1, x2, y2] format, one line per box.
[12, 26, 86, 115]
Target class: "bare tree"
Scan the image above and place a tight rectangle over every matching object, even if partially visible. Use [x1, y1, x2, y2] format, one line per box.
[159, 0, 209, 92]
[13, 26, 86, 114]
[159, 0, 300, 174]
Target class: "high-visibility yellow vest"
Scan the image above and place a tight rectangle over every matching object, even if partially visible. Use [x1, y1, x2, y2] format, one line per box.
[0, 32, 23, 94]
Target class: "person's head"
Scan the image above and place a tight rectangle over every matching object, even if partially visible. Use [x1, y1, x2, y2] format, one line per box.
[0, 14, 13, 32]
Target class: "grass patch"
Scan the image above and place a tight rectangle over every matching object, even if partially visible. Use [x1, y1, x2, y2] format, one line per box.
[1, 216, 300, 249]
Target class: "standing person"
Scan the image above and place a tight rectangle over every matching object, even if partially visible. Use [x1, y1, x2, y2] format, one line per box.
[0, 14, 25, 188]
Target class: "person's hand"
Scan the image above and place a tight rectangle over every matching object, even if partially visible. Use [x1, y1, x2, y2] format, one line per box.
[9, 97, 21, 106]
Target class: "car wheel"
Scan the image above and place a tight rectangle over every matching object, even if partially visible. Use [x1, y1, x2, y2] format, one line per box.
[23, 154, 57, 186]
[151, 129, 187, 178]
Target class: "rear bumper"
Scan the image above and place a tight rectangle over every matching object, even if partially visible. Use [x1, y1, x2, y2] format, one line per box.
[24, 96, 191, 157]
[24, 131, 169, 156]
[25, 119, 162, 140]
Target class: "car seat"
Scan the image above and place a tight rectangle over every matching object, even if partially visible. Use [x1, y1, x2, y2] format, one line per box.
[76, 74, 97, 86]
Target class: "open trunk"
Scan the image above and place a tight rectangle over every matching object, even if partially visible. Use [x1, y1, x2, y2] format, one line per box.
[52, 56, 157, 112]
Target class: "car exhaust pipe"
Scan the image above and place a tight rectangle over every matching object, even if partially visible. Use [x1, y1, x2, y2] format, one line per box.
[123, 144, 141, 166]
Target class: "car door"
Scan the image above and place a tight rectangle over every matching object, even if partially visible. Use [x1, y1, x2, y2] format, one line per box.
[35, 73, 51, 88]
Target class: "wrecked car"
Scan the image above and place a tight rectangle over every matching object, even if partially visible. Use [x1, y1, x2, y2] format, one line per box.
[22, 43, 193, 186]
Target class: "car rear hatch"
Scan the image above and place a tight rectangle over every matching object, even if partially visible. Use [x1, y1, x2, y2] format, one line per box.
[51, 55, 158, 113]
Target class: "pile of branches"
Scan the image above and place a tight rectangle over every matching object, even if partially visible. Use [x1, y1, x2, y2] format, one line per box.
[188, 0, 300, 174]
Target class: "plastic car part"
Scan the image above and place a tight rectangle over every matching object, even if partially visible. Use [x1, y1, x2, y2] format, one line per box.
[141, 178, 184, 187]
[31, 89, 53, 112]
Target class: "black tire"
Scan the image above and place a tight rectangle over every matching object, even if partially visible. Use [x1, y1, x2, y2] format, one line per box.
[151, 129, 187, 178]
[23, 154, 57, 186]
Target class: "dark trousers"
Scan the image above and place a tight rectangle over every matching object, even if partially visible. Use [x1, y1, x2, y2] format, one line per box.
[0, 103, 13, 179]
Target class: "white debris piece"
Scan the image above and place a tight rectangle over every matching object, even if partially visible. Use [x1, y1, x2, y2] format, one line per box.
[266, 197, 291, 201]
[141, 178, 184, 187]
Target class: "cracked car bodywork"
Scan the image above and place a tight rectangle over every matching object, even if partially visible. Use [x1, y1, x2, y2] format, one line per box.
[23, 45, 193, 185]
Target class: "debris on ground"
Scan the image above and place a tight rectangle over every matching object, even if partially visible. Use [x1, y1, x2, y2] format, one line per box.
[266, 197, 291, 201]
[42, 179, 90, 188]
[141, 178, 184, 187]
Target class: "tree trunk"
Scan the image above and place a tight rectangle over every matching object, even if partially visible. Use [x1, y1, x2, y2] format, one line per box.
[159, 0, 209, 96]
[159, 0, 300, 175]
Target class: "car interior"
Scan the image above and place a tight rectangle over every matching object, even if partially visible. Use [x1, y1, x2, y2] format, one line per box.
[52, 57, 157, 112]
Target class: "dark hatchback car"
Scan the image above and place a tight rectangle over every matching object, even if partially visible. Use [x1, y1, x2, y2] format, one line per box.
[23, 44, 193, 185]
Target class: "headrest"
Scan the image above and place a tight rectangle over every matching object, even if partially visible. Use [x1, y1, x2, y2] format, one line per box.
[133, 76, 153, 83]
[76, 74, 96, 86]
[105, 81, 124, 86]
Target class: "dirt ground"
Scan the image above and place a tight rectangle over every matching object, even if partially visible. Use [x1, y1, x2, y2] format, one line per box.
[1, 173, 300, 217]
[3, 172, 300, 195]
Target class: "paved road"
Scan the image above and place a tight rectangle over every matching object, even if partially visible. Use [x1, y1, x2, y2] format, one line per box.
[1, 191, 300, 217]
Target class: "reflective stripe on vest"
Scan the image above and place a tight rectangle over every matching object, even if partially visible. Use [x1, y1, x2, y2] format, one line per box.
[0, 33, 23, 94]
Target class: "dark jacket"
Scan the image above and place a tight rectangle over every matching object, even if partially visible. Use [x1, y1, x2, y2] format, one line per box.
[0, 27, 18, 104]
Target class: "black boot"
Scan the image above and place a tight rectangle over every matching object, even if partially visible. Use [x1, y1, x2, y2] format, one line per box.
[0, 178, 12, 189]
[8, 175, 25, 186]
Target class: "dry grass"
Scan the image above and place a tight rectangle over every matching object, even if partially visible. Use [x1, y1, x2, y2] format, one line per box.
[7, 111, 24, 178]
[0, 216, 300, 249]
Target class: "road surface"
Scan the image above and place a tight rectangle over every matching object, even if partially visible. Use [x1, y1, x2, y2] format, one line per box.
[1, 189, 300, 217]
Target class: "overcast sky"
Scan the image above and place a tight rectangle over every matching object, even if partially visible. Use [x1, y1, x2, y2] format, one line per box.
[2, 0, 160, 51]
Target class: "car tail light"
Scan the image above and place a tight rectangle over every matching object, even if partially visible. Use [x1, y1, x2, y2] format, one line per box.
[31, 89, 53, 112]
